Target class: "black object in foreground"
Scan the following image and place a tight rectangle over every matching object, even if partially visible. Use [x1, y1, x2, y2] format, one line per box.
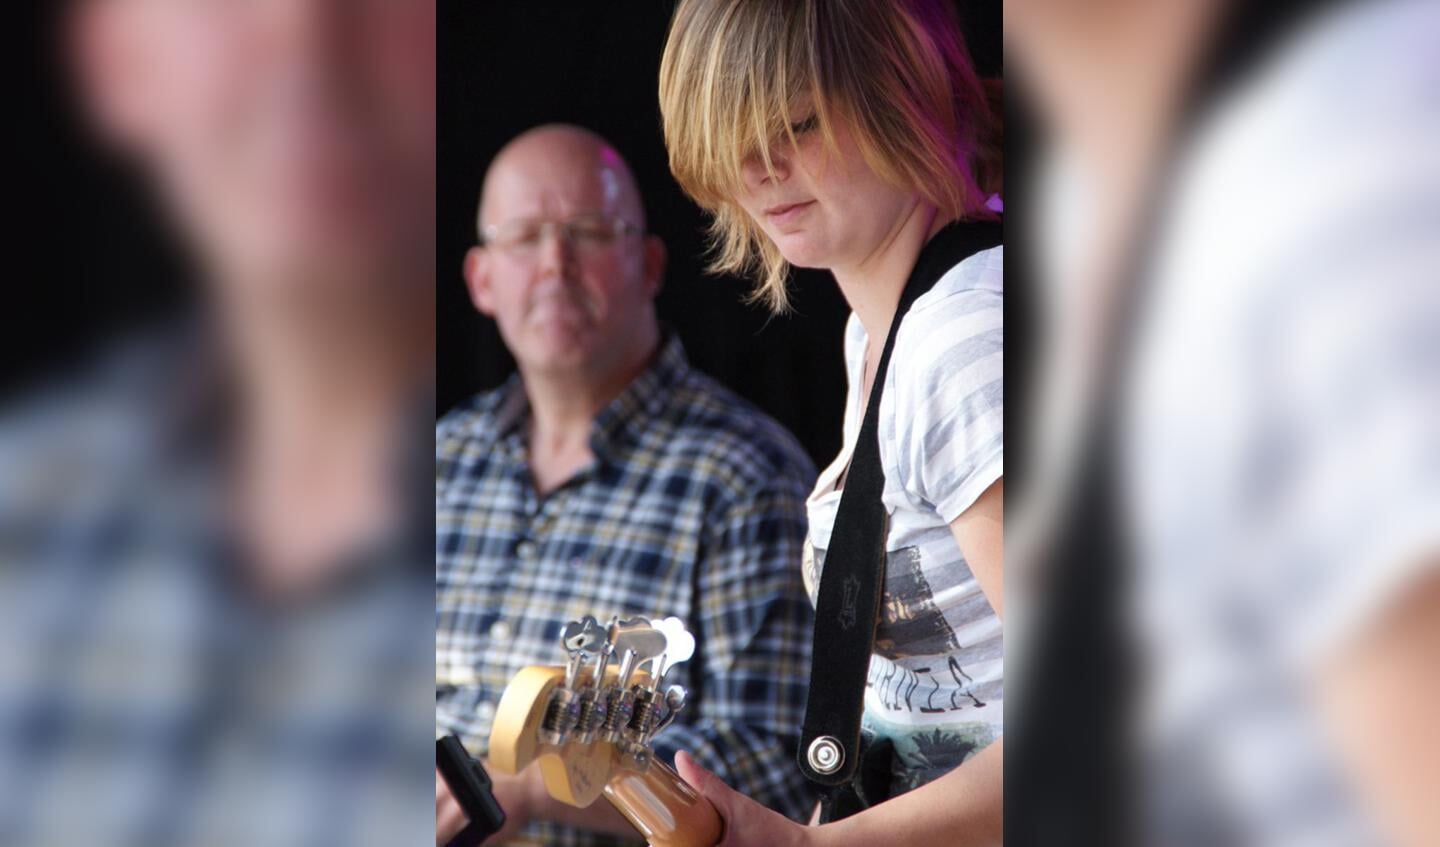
[437, 735, 507, 845]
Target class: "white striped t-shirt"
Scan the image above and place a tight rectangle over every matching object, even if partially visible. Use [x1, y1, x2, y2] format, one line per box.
[803, 245, 1004, 788]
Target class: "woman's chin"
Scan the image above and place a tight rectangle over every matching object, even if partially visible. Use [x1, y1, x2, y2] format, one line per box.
[774, 237, 831, 270]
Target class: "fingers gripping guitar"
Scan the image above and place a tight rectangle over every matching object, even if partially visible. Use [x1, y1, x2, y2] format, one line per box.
[488, 615, 722, 847]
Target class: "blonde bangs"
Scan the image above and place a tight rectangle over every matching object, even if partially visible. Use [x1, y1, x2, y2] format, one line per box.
[661, 1, 816, 207]
[659, 0, 997, 313]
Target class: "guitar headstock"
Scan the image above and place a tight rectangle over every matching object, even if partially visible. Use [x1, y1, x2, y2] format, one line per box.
[488, 615, 696, 808]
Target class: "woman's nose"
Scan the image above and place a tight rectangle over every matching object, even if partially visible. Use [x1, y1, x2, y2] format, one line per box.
[741, 145, 790, 190]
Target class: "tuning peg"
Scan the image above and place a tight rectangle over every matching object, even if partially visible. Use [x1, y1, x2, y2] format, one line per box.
[590, 640, 614, 688]
[643, 684, 689, 741]
[564, 650, 589, 690]
[560, 615, 604, 654]
[614, 615, 651, 632]
[613, 647, 639, 690]
[611, 627, 668, 677]
[664, 684, 687, 713]
[651, 617, 695, 680]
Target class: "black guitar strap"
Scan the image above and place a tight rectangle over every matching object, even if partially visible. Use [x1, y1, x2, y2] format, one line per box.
[797, 219, 1003, 798]
[438, 735, 507, 847]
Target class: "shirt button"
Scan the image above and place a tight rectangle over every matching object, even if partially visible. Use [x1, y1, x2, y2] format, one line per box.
[476, 701, 496, 721]
[489, 620, 513, 641]
[516, 540, 538, 560]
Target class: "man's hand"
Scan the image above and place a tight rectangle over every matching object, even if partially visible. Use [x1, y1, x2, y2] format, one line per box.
[436, 767, 469, 846]
[438, 756, 644, 844]
[435, 762, 533, 846]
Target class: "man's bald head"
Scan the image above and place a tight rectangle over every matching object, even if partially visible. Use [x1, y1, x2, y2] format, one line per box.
[478, 124, 647, 234]
[464, 125, 665, 386]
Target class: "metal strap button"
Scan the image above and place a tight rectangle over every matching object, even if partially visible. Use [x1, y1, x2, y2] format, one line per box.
[807, 736, 844, 774]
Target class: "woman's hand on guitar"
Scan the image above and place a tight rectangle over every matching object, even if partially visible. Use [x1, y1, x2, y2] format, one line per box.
[674, 751, 817, 847]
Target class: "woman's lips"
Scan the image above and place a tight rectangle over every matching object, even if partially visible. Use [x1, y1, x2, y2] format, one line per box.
[764, 200, 815, 227]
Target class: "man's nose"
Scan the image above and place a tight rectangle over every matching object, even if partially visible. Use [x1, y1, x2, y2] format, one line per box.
[534, 226, 577, 278]
[741, 146, 790, 191]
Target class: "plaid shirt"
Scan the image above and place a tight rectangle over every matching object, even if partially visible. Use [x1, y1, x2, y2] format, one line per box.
[0, 332, 435, 847]
[436, 335, 818, 846]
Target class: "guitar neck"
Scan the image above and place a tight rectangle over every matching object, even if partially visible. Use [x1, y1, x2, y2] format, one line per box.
[602, 757, 723, 847]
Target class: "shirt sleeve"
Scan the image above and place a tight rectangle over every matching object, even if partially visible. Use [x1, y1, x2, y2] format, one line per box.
[649, 473, 818, 822]
[1264, 252, 1440, 667]
[893, 267, 1005, 524]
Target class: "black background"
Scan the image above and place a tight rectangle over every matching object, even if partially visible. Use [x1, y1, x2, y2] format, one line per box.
[437, 0, 1003, 470]
[12, 0, 1006, 471]
[9, 2, 193, 400]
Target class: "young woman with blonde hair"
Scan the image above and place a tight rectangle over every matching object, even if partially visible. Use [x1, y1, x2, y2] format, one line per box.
[659, 1, 1004, 844]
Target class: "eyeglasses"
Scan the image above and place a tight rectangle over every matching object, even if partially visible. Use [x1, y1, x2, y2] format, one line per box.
[480, 214, 643, 258]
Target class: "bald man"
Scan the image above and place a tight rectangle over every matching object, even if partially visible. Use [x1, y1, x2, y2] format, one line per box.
[435, 125, 818, 846]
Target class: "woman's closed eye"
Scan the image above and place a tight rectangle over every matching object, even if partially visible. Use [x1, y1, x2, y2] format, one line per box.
[789, 114, 819, 136]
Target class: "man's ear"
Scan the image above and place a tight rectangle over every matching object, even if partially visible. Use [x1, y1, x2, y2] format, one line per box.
[68, 0, 151, 151]
[463, 247, 496, 316]
[643, 235, 667, 299]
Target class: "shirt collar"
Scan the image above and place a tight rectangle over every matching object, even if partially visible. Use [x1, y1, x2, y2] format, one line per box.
[588, 332, 688, 461]
[481, 332, 690, 463]
[484, 376, 531, 448]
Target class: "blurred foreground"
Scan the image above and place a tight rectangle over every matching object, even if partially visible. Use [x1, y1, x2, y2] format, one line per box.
[1008, 1, 1438, 845]
[2, 2, 436, 845]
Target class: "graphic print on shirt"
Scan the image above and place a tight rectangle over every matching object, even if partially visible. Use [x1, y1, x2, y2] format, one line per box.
[804, 540, 1000, 720]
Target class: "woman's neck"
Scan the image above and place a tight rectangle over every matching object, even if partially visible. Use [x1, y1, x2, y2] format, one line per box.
[830, 201, 945, 346]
